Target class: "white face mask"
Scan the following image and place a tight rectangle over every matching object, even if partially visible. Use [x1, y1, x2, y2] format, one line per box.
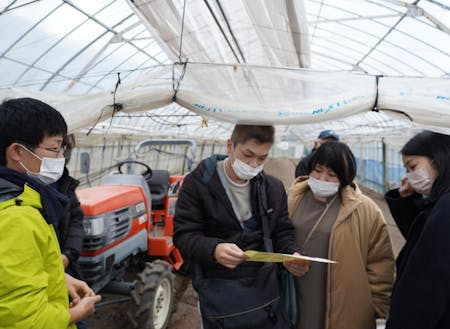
[407, 166, 434, 195]
[231, 157, 264, 181]
[308, 176, 340, 197]
[19, 145, 65, 185]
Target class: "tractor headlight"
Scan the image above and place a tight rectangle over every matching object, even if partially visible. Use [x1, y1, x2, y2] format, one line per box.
[83, 217, 104, 236]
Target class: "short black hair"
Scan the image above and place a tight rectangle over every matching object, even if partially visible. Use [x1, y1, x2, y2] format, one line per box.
[230, 125, 275, 146]
[0, 97, 67, 166]
[308, 141, 357, 187]
[401, 130, 450, 199]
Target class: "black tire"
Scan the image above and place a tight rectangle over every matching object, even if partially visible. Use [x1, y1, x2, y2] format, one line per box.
[128, 260, 175, 329]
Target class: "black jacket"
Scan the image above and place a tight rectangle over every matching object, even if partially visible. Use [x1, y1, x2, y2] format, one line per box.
[173, 155, 300, 279]
[295, 152, 313, 178]
[385, 190, 450, 329]
[56, 168, 84, 270]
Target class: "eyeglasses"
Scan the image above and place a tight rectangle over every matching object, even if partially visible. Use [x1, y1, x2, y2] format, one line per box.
[23, 144, 67, 158]
[36, 146, 67, 157]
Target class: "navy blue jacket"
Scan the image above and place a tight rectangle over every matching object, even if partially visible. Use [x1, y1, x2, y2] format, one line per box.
[294, 152, 313, 178]
[56, 168, 84, 268]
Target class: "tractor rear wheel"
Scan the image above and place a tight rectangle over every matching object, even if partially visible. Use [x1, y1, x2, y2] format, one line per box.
[128, 260, 175, 329]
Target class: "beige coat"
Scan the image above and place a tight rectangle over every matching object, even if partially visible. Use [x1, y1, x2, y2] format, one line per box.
[288, 177, 395, 329]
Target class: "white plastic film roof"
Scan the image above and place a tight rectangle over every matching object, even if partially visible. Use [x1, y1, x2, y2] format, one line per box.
[0, 0, 449, 143]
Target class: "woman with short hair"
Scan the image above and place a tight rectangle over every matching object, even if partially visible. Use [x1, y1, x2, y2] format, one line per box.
[286, 141, 395, 329]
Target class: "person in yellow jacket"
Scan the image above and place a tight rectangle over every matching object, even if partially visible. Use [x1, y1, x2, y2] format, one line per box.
[0, 97, 101, 328]
[285, 141, 395, 329]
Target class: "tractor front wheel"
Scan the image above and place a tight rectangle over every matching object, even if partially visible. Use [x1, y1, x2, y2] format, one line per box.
[128, 260, 175, 329]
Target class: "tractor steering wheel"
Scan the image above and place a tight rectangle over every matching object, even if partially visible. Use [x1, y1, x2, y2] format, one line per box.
[118, 160, 153, 181]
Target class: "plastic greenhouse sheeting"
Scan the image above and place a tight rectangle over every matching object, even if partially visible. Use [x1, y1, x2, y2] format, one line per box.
[1, 62, 449, 135]
[0, 0, 449, 142]
[130, 0, 311, 68]
[378, 76, 450, 128]
[175, 64, 377, 124]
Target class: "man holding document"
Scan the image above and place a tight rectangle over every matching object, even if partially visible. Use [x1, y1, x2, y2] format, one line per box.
[174, 125, 309, 329]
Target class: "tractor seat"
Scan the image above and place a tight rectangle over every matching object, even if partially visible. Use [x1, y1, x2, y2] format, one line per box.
[147, 169, 170, 208]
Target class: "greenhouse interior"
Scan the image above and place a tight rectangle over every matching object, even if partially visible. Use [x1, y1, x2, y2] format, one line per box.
[0, 0, 449, 328]
[1, 0, 449, 194]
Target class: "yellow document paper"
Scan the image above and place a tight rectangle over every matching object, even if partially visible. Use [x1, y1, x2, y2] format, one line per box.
[244, 250, 336, 264]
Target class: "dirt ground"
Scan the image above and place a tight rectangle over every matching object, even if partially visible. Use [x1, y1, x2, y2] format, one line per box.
[87, 158, 405, 329]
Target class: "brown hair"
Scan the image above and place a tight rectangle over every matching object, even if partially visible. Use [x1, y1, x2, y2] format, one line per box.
[63, 133, 76, 165]
[230, 125, 275, 146]
[64, 133, 76, 151]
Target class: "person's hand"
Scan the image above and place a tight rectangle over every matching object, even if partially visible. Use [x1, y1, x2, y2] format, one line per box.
[214, 243, 248, 269]
[65, 273, 95, 306]
[61, 254, 69, 269]
[68, 294, 102, 324]
[399, 176, 415, 198]
[283, 252, 310, 277]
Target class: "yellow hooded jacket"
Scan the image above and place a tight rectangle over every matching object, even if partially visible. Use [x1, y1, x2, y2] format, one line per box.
[0, 184, 75, 329]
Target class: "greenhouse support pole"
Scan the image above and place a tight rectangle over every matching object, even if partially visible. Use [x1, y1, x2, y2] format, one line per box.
[382, 138, 389, 193]
[360, 143, 365, 189]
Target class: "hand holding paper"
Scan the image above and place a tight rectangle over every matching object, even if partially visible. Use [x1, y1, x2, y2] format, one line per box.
[214, 243, 247, 269]
[284, 252, 310, 277]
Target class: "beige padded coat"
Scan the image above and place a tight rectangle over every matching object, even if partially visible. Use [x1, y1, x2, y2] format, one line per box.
[288, 177, 395, 329]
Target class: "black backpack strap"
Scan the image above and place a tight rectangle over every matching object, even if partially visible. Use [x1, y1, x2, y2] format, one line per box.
[256, 176, 274, 253]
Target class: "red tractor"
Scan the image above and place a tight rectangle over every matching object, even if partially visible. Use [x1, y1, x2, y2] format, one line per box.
[76, 139, 196, 329]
